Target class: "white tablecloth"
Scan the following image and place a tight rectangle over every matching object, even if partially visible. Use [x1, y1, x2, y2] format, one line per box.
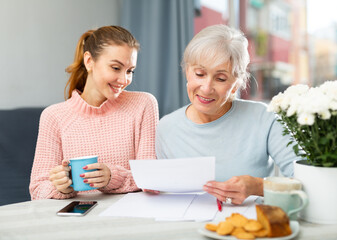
[0, 193, 336, 240]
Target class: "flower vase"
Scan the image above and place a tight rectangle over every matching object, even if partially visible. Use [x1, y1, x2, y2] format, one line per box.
[294, 160, 337, 224]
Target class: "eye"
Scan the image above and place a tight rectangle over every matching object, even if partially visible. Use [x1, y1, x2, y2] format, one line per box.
[111, 66, 120, 71]
[216, 74, 228, 82]
[127, 69, 135, 74]
[195, 71, 204, 77]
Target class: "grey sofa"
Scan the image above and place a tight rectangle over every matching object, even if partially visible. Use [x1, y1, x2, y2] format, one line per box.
[0, 107, 44, 206]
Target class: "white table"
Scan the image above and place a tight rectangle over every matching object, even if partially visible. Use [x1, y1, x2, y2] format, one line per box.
[0, 193, 336, 240]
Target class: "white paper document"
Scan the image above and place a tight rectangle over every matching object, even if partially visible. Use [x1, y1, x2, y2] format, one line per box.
[99, 192, 258, 222]
[100, 157, 257, 222]
[99, 192, 218, 221]
[129, 157, 215, 193]
[181, 192, 219, 222]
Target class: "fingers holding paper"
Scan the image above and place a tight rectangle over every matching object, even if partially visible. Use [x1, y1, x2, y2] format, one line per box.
[203, 175, 263, 205]
[203, 182, 244, 205]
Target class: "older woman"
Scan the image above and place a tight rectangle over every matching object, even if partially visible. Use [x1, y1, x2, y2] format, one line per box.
[155, 25, 301, 204]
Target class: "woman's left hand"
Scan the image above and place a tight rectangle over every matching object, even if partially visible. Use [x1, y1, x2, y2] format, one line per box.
[80, 163, 112, 188]
[203, 175, 263, 205]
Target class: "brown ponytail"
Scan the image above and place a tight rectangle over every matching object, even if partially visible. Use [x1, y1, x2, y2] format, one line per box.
[64, 26, 139, 99]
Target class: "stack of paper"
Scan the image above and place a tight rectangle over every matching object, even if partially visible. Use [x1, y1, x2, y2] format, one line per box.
[99, 157, 258, 222]
[99, 192, 218, 221]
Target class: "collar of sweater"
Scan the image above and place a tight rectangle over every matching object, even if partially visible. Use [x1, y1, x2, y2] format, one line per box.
[67, 90, 119, 116]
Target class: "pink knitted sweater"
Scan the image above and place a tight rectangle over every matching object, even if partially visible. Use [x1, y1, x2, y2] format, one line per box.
[29, 90, 159, 200]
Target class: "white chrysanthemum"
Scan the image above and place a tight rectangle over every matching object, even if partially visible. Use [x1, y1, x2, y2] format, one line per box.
[302, 87, 330, 115]
[330, 100, 337, 110]
[268, 81, 335, 119]
[319, 80, 337, 100]
[285, 94, 304, 116]
[267, 93, 284, 113]
[280, 94, 293, 111]
[284, 84, 309, 96]
[297, 112, 315, 125]
[286, 105, 297, 117]
[268, 81, 335, 167]
[318, 110, 331, 120]
[274, 84, 310, 112]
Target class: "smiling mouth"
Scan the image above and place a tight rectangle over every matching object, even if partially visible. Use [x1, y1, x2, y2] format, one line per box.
[197, 94, 215, 103]
[109, 84, 122, 93]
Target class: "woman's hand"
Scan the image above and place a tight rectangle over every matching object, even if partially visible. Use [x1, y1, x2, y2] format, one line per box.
[81, 163, 122, 189]
[49, 159, 74, 194]
[203, 175, 263, 205]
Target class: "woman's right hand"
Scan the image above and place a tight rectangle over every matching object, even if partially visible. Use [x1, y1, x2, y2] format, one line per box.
[49, 159, 74, 194]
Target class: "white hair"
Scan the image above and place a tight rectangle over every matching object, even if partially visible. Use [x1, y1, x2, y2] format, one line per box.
[182, 24, 250, 89]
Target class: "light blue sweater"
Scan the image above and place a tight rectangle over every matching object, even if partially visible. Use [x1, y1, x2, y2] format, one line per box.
[156, 99, 301, 181]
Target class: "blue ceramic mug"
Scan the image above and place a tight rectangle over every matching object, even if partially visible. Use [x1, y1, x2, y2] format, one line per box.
[69, 155, 98, 191]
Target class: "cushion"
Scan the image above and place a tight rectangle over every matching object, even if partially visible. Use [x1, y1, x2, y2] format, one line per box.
[0, 108, 44, 205]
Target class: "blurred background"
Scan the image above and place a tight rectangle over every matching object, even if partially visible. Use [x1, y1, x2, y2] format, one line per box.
[1, 0, 336, 117]
[195, 0, 337, 103]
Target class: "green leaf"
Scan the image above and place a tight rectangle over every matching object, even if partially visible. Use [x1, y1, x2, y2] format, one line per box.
[293, 144, 299, 155]
[319, 137, 329, 145]
[322, 162, 335, 167]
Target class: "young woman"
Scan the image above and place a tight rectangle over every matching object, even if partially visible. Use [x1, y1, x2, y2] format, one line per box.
[30, 26, 159, 200]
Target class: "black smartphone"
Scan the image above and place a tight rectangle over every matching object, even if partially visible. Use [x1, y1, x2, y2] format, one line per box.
[56, 201, 97, 216]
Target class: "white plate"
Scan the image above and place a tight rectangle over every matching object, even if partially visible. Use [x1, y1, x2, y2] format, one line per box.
[198, 221, 299, 240]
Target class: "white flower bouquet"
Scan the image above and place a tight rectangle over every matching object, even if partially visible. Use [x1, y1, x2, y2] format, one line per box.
[268, 81, 337, 167]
